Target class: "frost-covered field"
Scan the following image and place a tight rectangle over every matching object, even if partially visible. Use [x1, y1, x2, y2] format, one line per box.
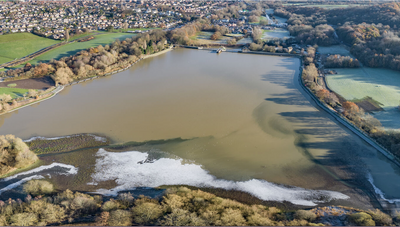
[326, 67, 400, 129]
[319, 45, 400, 129]
[192, 31, 230, 45]
[318, 45, 352, 56]
[262, 28, 292, 40]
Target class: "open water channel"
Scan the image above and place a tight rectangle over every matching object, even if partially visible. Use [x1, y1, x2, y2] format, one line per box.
[0, 49, 399, 209]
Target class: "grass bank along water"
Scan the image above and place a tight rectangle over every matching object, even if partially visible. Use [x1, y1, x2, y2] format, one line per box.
[1, 49, 398, 210]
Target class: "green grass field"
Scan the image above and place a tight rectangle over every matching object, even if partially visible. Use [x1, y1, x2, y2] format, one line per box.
[26, 32, 136, 65]
[68, 32, 96, 41]
[326, 67, 400, 129]
[0, 33, 61, 65]
[0, 87, 30, 98]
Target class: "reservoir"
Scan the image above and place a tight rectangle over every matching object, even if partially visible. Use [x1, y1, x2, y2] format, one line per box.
[0, 49, 399, 208]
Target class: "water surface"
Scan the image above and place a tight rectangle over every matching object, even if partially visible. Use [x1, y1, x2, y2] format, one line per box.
[0, 49, 400, 207]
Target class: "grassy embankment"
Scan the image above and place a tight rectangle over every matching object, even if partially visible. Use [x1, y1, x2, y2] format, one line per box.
[0, 33, 60, 65]
[320, 45, 400, 129]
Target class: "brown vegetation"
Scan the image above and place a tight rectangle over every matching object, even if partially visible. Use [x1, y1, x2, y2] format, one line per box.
[1, 30, 169, 85]
[23, 180, 54, 196]
[0, 135, 38, 176]
[0, 181, 397, 226]
[288, 24, 338, 46]
[325, 55, 360, 68]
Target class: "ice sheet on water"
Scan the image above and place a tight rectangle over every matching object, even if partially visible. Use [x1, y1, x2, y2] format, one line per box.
[367, 173, 400, 203]
[0, 175, 44, 195]
[0, 163, 78, 195]
[3, 163, 78, 181]
[23, 136, 72, 142]
[90, 149, 349, 206]
[23, 134, 107, 143]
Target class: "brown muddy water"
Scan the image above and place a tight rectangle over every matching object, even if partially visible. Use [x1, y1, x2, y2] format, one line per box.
[0, 49, 400, 208]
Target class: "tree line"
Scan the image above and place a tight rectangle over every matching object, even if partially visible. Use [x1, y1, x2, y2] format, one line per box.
[288, 24, 338, 46]
[275, 3, 400, 72]
[0, 181, 396, 226]
[325, 55, 360, 68]
[275, 3, 400, 28]
[1, 30, 169, 85]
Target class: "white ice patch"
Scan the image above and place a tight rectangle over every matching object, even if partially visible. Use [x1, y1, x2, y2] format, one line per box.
[0, 163, 78, 195]
[0, 175, 44, 195]
[90, 149, 349, 206]
[367, 173, 400, 203]
[89, 134, 108, 142]
[23, 134, 107, 143]
[23, 136, 73, 142]
[3, 163, 78, 181]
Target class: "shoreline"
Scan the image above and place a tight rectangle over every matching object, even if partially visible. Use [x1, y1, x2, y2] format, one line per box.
[16, 132, 374, 211]
[0, 85, 64, 116]
[0, 48, 395, 212]
[176, 48, 398, 211]
[0, 46, 173, 116]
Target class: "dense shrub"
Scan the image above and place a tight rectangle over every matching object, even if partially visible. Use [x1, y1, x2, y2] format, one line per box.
[294, 210, 317, 222]
[101, 199, 120, 211]
[9, 213, 38, 226]
[220, 208, 247, 226]
[0, 135, 38, 175]
[349, 212, 376, 226]
[23, 180, 54, 196]
[160, 208, 205, 226]
[131, 202, 163, 225]
[108, 209, 132, 226]
[369, 209, 392, 226]
[70, 195, 97, 214]
[0, 185, 396, 226]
